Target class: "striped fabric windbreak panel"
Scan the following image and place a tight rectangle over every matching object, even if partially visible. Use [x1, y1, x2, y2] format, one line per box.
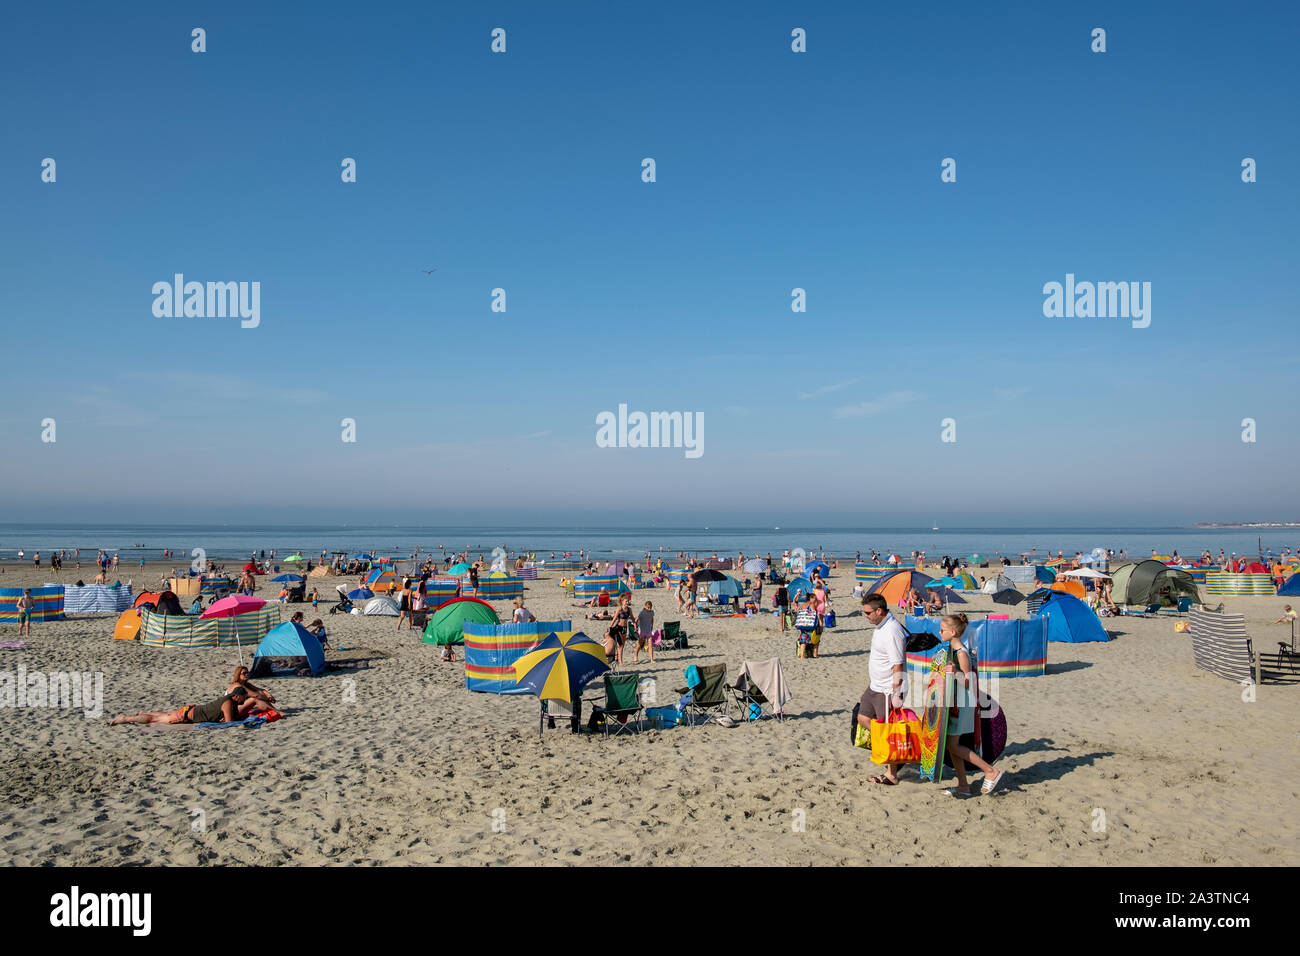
[1189, 609, 1253, 682]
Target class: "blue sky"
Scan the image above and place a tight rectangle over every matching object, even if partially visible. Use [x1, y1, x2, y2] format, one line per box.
[1, 1, 1297, 525]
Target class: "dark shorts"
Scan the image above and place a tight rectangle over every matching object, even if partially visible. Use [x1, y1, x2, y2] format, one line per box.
[860, 689, 891, 723]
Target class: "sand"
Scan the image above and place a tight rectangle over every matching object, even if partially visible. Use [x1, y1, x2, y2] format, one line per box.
[0, 560, 1296, 866]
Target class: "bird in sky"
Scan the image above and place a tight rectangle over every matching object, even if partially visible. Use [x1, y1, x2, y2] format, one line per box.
[421, 268, 438, 274]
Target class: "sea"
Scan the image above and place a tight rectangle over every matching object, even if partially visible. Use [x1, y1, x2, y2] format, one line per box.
[1, 524, 1297, 564]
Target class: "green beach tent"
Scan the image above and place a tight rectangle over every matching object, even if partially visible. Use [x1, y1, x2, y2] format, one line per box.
[422, 597, 501, 646]
[1109, 560, 1201, 607]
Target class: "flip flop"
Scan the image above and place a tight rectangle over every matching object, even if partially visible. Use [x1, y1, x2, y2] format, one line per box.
[942, 788, 974, 798]
[981, 770, 1008, 793]
[868, 775, 898, 786]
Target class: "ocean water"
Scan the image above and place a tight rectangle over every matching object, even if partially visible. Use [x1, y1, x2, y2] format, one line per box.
[0, 524, 1296, 563]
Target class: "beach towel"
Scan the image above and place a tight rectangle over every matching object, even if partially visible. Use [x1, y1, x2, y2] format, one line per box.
[0, 641, 26, 650]
[736, 657, 792, 713]
[684, 665, 702, 689]
[191, 715, 270, 729]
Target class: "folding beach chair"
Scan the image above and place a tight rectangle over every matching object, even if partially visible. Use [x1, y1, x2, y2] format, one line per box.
[539, 697, 582, 735]
[662, 620, 688, 650]
[586, 673, 643, 736]
[726, 657, 790, 722]
[673, 664, 728, 726]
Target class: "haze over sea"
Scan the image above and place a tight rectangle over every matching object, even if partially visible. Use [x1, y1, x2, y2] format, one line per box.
[1, 524, 1297, 563]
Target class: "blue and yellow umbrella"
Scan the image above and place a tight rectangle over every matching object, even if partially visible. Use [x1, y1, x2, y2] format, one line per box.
[511, 631, 609, 704]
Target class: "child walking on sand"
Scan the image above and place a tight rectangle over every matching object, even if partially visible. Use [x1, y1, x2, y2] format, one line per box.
[634, 600, 655, 664]
[939, 613, 1008, 798]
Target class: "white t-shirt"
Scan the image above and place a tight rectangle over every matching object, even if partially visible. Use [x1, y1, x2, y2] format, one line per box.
[513, 607, 534, 623]
[868, 614, 908, 695]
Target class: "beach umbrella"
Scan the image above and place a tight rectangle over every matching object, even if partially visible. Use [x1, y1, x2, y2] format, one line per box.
[992, 588, 1026, 606]
[511, 631, 609, 705]
[743, 558, 768, 574]
[804, 561, 830, 578]
[271, 573, 305, 583]
[200, 594, 266, 665]
[1060, 567, 1111, 579]
[707, 576, 746, 600]
[347, 587, 374, 600]
[966, 553, 987, 565]
[283, 555, 304, 564]
[352, 553, 374, 562]
[687, 568, 727, 583]
[448, 562, 473, 576]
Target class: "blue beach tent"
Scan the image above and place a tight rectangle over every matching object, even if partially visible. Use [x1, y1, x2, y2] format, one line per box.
[251, 621, 326, 675]
[1037, 592, 1109, 643]
[1278, 573, 1300, 596]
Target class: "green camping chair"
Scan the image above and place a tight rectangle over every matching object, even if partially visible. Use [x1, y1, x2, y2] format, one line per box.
[662, 620, 687, 650]
[673, 663, 729, 726]
[587, 672, 643, 736]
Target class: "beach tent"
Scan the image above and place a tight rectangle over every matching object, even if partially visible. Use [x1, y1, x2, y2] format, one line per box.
[474, 572, 524, 602]
[981, 574, 1015, 594]
[1050, 579, 1087, 601]
[365, 568, 398, 592]
[363, 596, 400, 616]
[423, 597, 501, 646]
[785, 576, 817, 602]
[138, 605, 280, 648]
[251, 621, 326, 676]
[113, 609, 143, 641]
[804, 561, 830, 578]
[464, 620, 573, 694]
[1279, 573, 1300, 596]
[63, 583, 134, 615]
[309, 565, 332, 578]
[1110, 560, 1202, 606]
[1035, 566, 1057, 584]
[151, 591, 186, 615]
[866, 570, 935, 606]
[1037, 593, 1109, 643]
[956, 571, 978, 590]
[992, 588, 1026, 606]
[905, 615, 1048, 678]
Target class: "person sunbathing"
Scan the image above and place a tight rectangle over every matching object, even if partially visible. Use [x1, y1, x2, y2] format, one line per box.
[584, 587, 612, 609]
[923, 589, 944, 613]
[109, 685, 261, 725]
[227, 665, 275, 707]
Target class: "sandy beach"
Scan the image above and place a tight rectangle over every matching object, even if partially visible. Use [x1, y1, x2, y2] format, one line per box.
[0, 560, 1296, 866]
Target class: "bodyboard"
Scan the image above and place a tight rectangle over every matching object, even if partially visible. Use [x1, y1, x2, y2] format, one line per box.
[919, 646, 950, 782]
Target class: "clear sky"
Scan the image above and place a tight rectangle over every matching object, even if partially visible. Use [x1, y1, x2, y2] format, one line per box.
[1, 1, 1297, 526]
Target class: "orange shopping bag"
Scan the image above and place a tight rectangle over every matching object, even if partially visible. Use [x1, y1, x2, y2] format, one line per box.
[870, 708, 922, 764]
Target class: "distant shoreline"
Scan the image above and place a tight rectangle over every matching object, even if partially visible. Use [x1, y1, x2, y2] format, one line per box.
[1194, 523, 1300, 529]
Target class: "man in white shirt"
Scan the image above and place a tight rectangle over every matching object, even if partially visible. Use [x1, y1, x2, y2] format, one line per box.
[857, 593, 908, 785]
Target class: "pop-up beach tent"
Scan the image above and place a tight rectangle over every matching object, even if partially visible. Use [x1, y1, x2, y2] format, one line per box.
[866, 570, 935, 605]
[1279, 573, 1300, 596]
[251, 621, 326, 676]
[1037, 592, 1109, 643]
[1111, 560, 1202, 606]
[981, 574, 1015, 594]
[423, 597, 501, 646]
[463, 620, 572, 694]
[363, 596, 400, 616]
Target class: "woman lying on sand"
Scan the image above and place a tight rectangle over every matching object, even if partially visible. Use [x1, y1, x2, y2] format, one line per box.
[108, 685, 266, 725]
[227, 665, 275, 705]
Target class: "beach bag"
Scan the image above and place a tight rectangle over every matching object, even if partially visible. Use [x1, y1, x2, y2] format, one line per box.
[794, 609, 818, 630]
[824, 609, 836, 628]
[870, 708, 923, 764]
[851, 702, 869, 748]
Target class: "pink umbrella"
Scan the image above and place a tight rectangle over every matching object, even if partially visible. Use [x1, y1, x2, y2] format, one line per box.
[201, 595, 266, 665]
